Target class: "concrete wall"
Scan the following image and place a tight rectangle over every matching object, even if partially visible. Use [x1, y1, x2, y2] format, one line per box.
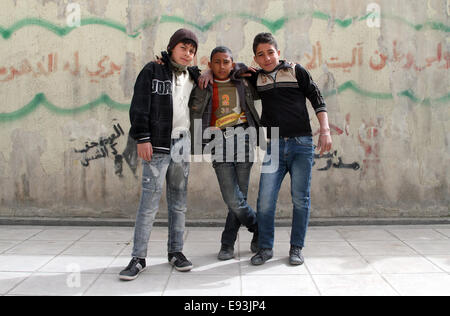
[0, 0, 448, 220]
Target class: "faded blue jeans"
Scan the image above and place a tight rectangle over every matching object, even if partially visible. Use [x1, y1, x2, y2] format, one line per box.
[257, 136, 315, 250]
[212, 133, 257, 247]
[132, 137, 190, 259]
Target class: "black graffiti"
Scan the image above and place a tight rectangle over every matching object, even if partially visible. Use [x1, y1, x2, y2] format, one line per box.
[74, 123, 125, 167]
[114, 135, 138, 178]
[314, 151, 360, 171]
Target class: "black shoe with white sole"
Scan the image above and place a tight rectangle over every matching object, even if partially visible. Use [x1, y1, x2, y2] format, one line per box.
[119, 257, 146, 281]
[168, 252, 193, 272]
[218, 244, 235, 261]
[289, 245, 304, 265]
[251, 248, 273, 266]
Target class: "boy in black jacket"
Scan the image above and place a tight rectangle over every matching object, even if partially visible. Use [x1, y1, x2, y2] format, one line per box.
[246, 33, 332, 266]
[120, 29, 200, 281]
[189, 46, 261, 260]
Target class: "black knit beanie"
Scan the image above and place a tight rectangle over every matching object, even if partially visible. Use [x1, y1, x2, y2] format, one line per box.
[167, 28, 199, 55]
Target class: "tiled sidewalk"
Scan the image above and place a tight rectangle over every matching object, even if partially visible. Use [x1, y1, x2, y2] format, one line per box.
[0, 224, 449, 296]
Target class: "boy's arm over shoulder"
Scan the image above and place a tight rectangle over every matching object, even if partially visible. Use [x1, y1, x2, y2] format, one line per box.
[188, 65, 202, 83]
[129, 63, 154, 144]
[243, 78, 260, 101]
[233, 63, 258, 88]
[189, 84, 210, 111]
[295, 64, 327, 115]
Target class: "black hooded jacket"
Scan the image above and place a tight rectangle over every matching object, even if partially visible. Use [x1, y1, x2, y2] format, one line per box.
[129, 51, 201, 154]
[237, 61, 327, 138]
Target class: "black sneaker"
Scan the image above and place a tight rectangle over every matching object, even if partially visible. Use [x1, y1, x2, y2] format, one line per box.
[218, 244, 235, 261]
[289, 245, 304, 265]
[250, 228, 259, 253]
[168, 252, 193, 272]
[250, 248, 273, 266]
[119, 257, 146, 281]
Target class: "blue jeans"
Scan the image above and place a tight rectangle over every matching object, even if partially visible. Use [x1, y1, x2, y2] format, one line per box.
[132, 137, 190, 258]
[212, 133, 257, 247]
[257, 137, 315, 249]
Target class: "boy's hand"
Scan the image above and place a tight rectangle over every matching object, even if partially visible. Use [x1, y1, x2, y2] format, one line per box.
[199, 69, 213, 89]
[234, 66, 257, 79]
[240, 66, 257, 77]
[316, 114, 332, 157]
[154, 55, 164, 65]
[137, 142, 153, 162]
[317, 134, 332, 157]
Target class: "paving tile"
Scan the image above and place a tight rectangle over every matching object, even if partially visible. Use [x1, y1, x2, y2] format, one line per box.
[84, 273, 169, 296]
[185, 229, 223, 242]
[185, 254, 240, 276]
[338, 229, 397, 241]
[382, 273, 450, 296]
[424, 255, 450, 272]
[79, 229, 133, 242]
[303, 241, 360, 257]
[402, 240, 450, 255]
[118, 243, 133, 257]
[349, 241, 418, 256]
[164, 274, 241, 296]
[312, 274, 399, 296]
[237, 241, 255, 258]
[0, 241, 21, 253]
[5, 240, 75, 255]
[38, 255, 116, 274]
[305, 256, 375, 275]
[364, 256, 443, 274]
[0, 228, 43, 241]
[182, 242, 223, 257]
[271, 243, 292, 257]
[29, 229, 90, 241]
[62, 241, 127, 256]
[435, 228, 450, 238]
[0, 255, 55, 272]
[242, 275, 319, 296]
[8, 272, 99, 296]
[0, 272, 31, 294]
[305, 229, 345, 242]
[1, 224, 449, 296]
[240, 257, 308, 275]
[387, 228, 448, 241]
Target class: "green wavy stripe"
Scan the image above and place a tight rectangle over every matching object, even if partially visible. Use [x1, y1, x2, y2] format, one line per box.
[1, 11, 449, 39]
[323, 81, 450, 105]
[0, 17, 140, 39]
[0, 93, 129, 122]
[0, 82, 448, 123]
